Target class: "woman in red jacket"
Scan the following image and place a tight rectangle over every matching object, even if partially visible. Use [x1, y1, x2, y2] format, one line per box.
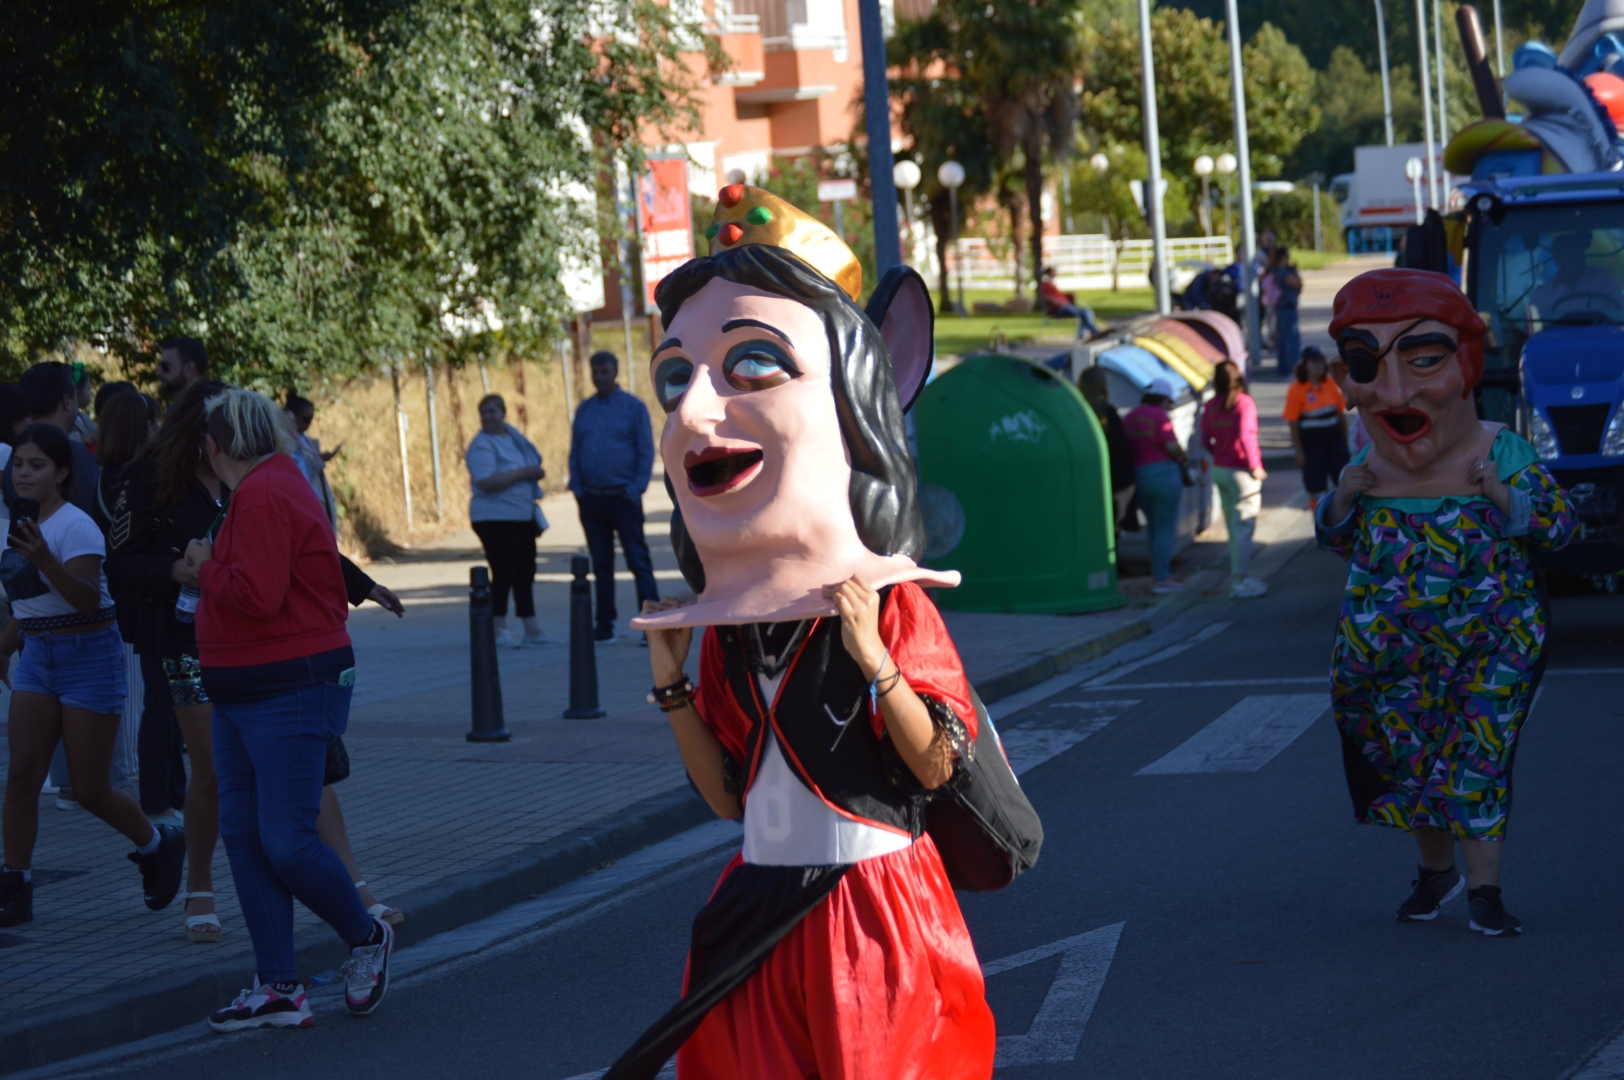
[183, 389, 391, 1032]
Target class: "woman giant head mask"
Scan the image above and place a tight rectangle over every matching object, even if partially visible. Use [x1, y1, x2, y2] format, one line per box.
[1327, 268, 1488, 474]
[630, 186, 958, 630]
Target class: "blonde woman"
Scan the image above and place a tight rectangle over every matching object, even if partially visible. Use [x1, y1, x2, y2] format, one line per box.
[185, 389, 391, 1031]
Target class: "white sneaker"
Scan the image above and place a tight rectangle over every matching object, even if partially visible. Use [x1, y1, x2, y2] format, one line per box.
[494, 629, 523, 649]
[342, 917, 393, 1016]
[208, 980, 313, 1032]
[1150, 579, 1186, 594]
[1230, 577, 1269, 599]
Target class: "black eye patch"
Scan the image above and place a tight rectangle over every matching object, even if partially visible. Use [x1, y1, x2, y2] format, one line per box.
[1335, 319, 1435, 384]
[1336, 329, 1382, 384]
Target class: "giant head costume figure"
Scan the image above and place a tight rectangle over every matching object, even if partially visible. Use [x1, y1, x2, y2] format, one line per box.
[1327, 267, 1495, 492]
[630, 185, 958, 630]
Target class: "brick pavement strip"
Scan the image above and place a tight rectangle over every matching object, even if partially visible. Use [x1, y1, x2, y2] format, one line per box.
[0, 572, 1155, 1073]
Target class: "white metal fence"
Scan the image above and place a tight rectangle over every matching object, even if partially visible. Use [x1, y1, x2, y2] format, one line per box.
[932, 234, 1235, 291]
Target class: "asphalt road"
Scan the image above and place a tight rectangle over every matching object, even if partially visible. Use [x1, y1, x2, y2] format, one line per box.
[32, 545, 1624, 1080]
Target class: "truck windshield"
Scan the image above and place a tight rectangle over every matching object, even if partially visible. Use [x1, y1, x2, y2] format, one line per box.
[1478, 204, 1624, 336]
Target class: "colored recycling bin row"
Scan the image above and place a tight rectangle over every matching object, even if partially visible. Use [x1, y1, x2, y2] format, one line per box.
[912, 311, 1243, 615]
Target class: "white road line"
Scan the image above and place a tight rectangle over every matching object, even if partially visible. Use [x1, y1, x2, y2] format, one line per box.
[1567, 1023, 1624, 1080]
[1136, 695, 1329, 775]
[985, 922, 1126, 1069]
[1076, 677, 1327, 690]
[998, 702, 1140, 776]
[1072, 669, 1616, 694]
[1083, 622, 1232, 688]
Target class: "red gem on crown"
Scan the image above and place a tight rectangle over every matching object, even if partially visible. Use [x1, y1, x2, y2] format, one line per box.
[719, 184, 745, 208]
[718, 222, 744, 246]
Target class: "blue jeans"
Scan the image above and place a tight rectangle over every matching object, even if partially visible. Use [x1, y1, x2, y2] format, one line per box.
[214, 680, 371, 983]
[1135, 461, 1184, 582]
[1276, 306, 1300, 374]
[576, 492, 659, 630]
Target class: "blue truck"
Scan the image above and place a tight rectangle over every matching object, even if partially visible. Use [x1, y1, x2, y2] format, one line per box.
[1464, 172, 1624, 583]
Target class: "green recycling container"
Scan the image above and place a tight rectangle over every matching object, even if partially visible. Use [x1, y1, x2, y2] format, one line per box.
[913, 354, 1124, 614]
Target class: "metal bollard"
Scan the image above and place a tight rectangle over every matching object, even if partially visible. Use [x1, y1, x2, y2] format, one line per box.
[466, 566, 511, 742]
[563, 554, 605, 719]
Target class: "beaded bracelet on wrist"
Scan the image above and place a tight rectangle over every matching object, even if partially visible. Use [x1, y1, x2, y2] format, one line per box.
[648, 676, 696, 713]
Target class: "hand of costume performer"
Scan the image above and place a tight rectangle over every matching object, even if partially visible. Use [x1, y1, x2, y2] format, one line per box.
[639, 597, 737, 819]
[1329, 463, 1378, 523]
[822, 574, 885, 678]
[641, 597, 695, 685]
[822, 574, 954, 790]
[1467, 455, 1511, 515]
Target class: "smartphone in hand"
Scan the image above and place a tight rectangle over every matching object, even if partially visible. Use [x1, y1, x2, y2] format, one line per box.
[8, 498, 41, 545]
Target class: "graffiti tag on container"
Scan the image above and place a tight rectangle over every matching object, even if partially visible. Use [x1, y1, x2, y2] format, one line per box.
[989, 410, 1048, 444]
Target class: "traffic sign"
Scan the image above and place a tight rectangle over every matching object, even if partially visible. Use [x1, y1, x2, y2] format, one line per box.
[817, 178, 858, 202]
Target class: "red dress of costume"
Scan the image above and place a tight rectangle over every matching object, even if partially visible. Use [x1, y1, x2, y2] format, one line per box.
[610, 582, 995, 1080]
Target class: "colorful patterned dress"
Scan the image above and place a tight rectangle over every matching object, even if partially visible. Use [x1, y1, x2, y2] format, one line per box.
[1315, 429, 1575, 840]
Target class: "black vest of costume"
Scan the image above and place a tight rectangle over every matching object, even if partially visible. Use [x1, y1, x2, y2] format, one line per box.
[716, 616, 923, 839]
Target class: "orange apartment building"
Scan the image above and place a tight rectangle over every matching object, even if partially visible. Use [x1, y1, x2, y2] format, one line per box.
[672, 0, 935, 197]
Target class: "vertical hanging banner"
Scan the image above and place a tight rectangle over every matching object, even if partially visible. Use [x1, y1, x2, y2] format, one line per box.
[639, 159, 693, 309]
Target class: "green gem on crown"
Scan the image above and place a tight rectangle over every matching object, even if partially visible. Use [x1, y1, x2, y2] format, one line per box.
[704, 223, 720, 239]
[746, 206, 773, 225]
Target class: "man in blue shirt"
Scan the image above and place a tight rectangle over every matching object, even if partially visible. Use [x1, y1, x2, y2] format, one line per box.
[569, 351, 657, 643]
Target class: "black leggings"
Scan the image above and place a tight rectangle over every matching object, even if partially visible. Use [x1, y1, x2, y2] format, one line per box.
[471, 519, 537, 618]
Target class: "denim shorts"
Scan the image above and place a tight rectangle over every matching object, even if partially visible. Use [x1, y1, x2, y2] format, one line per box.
[13, 626, 128, 714]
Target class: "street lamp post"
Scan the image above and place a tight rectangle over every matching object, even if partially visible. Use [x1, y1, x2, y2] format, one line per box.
[1138, 0, 1171, 314]
[894, 159, 922, 267]
[855, 0, 901, 274]
[939, 160, 966, 317]
[1434, 0, 1450, 145]
[1216, 152, 1237, 242]
[1375, 0, 1395, 145]
[1406, 155, 1425, 224]
[1194, 154, 1215, 237]
[1091, 153, 1120, 291]
[1222, 0, 1263, 364]
[1415, 0, 1439, 209]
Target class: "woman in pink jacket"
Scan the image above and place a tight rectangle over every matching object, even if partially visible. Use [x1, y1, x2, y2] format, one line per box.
[1199, 360, 1269, 598]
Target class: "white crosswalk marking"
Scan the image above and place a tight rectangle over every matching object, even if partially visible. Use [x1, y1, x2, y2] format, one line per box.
[1135, 694, 1329, 775]
[996, 701, 1139, 776]
[1084, 621, 1232, 687]
[984, 922, 1126, 1069]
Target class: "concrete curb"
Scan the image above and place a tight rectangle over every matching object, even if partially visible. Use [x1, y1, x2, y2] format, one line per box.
[0, 611, 1158, 1074]
[971, 617, 1153, 704]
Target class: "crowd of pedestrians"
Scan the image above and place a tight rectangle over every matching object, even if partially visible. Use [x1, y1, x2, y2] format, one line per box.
[0, 346, 405, 1032]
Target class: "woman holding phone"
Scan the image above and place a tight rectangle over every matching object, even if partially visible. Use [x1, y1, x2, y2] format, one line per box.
[0, 423, 185, 928]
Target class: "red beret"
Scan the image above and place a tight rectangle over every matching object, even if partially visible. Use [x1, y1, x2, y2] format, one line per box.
[1328, 268, 1485, 391]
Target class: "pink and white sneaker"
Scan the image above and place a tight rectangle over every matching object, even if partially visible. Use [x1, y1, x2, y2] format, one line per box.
[342, 916, 394, 1016]
[208, 980, 314, 1032]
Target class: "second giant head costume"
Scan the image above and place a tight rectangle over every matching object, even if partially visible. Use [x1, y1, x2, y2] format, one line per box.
[1327, 267, 1491, 482]
[629, 185, 958, 630]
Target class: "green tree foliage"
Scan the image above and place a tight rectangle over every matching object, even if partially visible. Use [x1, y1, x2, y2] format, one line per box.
[0, 0, 397, 369]
[888, 19, 1001, 311]
[1, 0, 716, 389]
[1079, 7, 1319, 204]
[1288, 47, 1423, 177]
[1170, 0, 1581, 70]
[1254, 186, 1346, 251]
[890, 1, 1087, 301]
